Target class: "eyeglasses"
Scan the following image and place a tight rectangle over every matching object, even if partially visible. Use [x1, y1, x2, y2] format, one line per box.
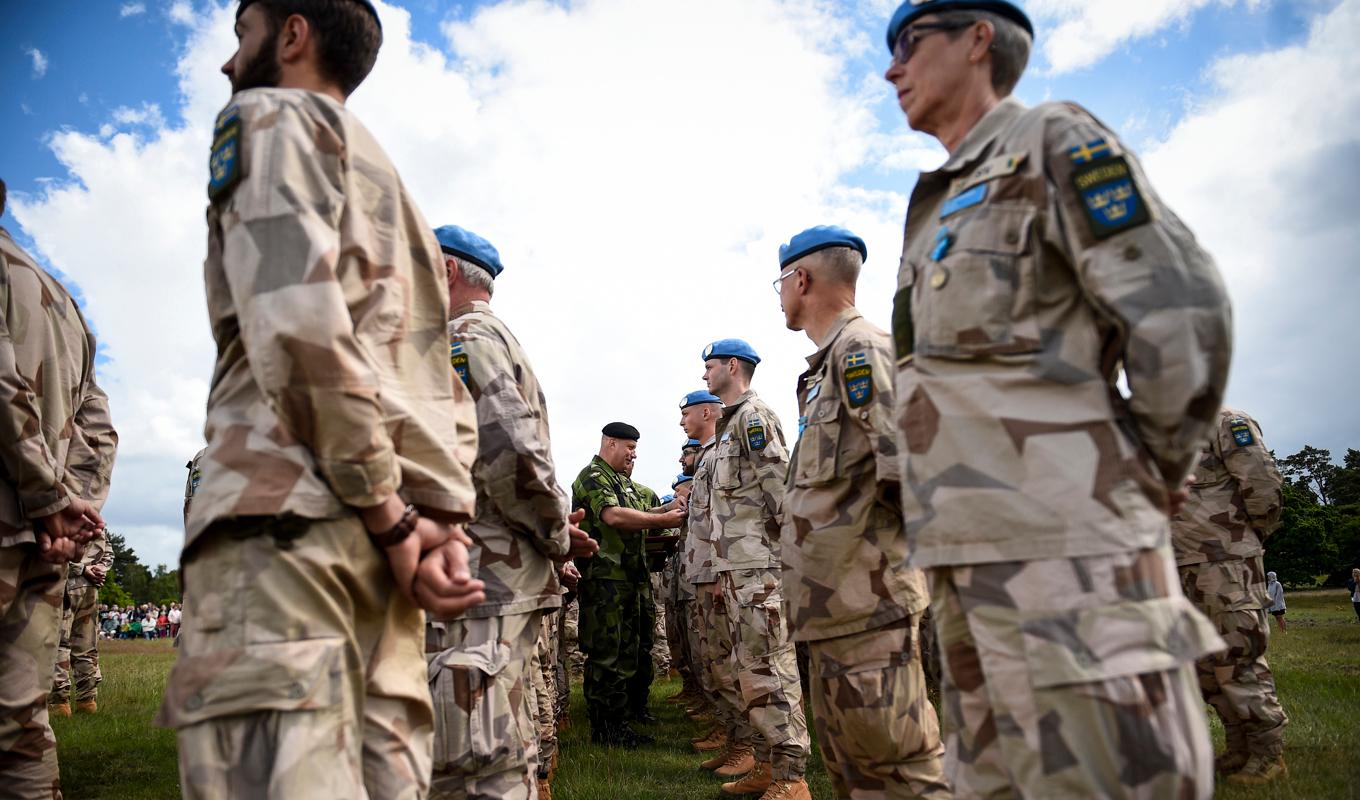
[772, 267, 797, 294]
[892, 21, 972, 65]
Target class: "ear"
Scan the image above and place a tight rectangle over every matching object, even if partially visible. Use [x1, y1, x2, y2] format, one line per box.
[969, 19, 995, 64]
[277, 13, 311, 64]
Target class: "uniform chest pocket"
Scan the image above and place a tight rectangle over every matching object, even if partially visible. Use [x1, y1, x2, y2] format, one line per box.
[715, 440, 744, 490]
[794, 396, 841, 487]
[917, 203, 1039, 358]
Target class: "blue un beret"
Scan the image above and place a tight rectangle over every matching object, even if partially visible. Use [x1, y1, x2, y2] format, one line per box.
[434, 225, 504, 278]
[680, 390, 722, 409]
[779, 225, 867, 269]
[672, 473, 693, 489]
[683, 438, 702, 449]
[702, 339, 760, 366]
[886, 0, 1034, 52]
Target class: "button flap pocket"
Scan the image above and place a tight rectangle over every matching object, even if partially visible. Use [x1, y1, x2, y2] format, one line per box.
[429, 638, 511, 679]
[950, 204, 1035, 255]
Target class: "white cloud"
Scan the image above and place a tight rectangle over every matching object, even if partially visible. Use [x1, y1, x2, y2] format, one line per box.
[168, 1, 194, 26]
[1028, 0, 1264, 74]
[26, 47, 48, 78]
[120, 2, 147, 17]
[111, 102, 166, 128]
[1142, 0, 1360, 455]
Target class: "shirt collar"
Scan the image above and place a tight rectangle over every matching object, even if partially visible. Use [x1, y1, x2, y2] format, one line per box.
[941, 95, 1027, 172]
[719, 390, 755, 424]
[805, 307, 862, 371]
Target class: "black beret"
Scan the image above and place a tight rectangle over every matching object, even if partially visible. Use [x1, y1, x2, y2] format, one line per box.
[602, 422, 640, 441]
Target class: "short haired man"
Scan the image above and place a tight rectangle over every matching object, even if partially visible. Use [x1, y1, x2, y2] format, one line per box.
[1172, 409, 1288, 784]
[883, 1, 1232, 796]
[158, 3, 485, 796]
[702, 340, 811, 800]
[777, 225, 946, 798]
[572, 423, 686, 747]
[429, 224, 598, 798]
[0, 177, 117, 795]
[50, 531, 115, 716]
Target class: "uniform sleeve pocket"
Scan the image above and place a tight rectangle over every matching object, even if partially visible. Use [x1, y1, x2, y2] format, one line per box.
[427, 639, 527, 774]
[156, 636, 345, 728]
[1018, 597, 1223, 689]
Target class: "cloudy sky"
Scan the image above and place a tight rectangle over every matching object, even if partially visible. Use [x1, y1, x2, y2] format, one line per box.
[3, 0, 1356, 569]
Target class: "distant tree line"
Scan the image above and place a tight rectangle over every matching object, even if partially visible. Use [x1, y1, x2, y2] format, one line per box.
[1268, 446, 1360, 588]
[95, 531, 181, 607]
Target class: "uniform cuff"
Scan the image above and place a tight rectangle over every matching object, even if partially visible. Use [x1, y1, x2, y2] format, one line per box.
[24, 490, 71, 520]
[322, 452, 400, 510]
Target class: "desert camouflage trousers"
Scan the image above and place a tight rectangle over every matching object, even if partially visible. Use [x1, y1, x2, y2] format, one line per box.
[0, 544, 65, 799]
[649, 572, 670, 676]
[695, 581, 751, 745]
[718, 568, 810, 780]
[1178, 557, 1287, 759]
[427, 610, 543, 800]
[529, 608, 559, 780]
[808, 615, 948, 799]
[159, 516, 432, 800]
[50, 584, 101, 704]
[930, 547, 1225, 800]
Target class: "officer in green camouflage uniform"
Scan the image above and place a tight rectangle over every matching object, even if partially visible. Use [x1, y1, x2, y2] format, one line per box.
[884, 2, 1232, 797]
[702, 339, 811, 800]
[778, 226, 948, 799]
[50, 531, 115, 715]
[1173, 408, 1288, 785]
[1, 178, 118, 797]
[428, 225, 596, 799]
[572, 423, 686, 748]
[158, 5, 485, 797]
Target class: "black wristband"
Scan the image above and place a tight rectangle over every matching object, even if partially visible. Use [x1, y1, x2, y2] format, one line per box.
[370, 504, 418, 548]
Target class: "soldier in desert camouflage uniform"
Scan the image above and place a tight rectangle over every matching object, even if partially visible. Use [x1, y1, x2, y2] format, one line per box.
[50, 531, 114, 716]
[663, 468, 700, 706]
[778, 226, 948, 800]
[572, 423, 686, 748]
[702, 339, 811, 800]
[428, 224, 596, 799]
[883, 2, 1233, 797]
[0, 177, 118, 798]
[1173, 408, 1288, 785]
[157, 4, 485, 798]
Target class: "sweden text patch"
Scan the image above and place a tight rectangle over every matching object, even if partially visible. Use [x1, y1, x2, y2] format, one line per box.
[844, 364, 873, 408]
[1071, 156, 1149, 240]
[208, 108, 243, 201]
[747, 420, 767, 451]
[449, 341, 470, 387]
[1230, 418, 1254, 447]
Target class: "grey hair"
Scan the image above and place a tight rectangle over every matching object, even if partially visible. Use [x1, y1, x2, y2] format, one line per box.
[809, 246, 863, 286]
[937, 9, 1032, 96]
[456, 259, 495, 297]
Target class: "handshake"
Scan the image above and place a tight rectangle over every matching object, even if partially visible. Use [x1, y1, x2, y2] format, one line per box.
[35, 495, 105, 566]
[363, 495, 600, 617]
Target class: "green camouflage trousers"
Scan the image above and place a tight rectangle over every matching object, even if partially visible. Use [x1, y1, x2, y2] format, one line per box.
[719, 568, 810, 780]
[696, 581, 750, 744]
[808, 615, 948, 799]
[930, 548, 1224, 800]
[1178, 557, 1287, 759]
[0, 544, 65, 799]
[159, 516, 432, 800]
[578, 578, 652, 732]
[50, 584, 101, 704]
[427, 610, 541, 799]
[649, 572, 670, 676]
[530, 608, 559, 779]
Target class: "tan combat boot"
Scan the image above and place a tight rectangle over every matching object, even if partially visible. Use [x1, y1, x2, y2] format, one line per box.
[721, 761, 772, 795]
[1214, 750, 1249, 774]
[759, 778, 811, 800]
[49, 703, 71, 718]
[693, 728, 728, 752]
[713, 744, 757, 778]
[1227, 754, 1287, 785]
[76, 700, 98, 714]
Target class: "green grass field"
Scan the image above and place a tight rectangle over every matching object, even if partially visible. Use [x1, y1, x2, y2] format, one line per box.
[53, 589, 1360, 799]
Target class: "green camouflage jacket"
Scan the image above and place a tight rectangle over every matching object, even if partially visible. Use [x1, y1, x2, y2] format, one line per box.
[572, 456, 662, 582]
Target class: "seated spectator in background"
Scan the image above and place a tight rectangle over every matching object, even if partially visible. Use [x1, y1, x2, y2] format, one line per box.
[128, 617, 142, 639]
[1266, 572, 1287, 634]
[142, 611, 157, 640]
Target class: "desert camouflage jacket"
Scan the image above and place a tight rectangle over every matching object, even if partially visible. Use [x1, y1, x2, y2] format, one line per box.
[189, 89, 477, 550]
[892, 97, 1232, 566]
[67, 531, 115, 589]
[448, 300, 569, 617]
[682, 438, 718, 585]
[572, 456, 662, 582]
[784, 309, 927, 641]
[711, 390, 787, 573]
[0, 226, 118, 547]
[1172, 408, 1284, 566]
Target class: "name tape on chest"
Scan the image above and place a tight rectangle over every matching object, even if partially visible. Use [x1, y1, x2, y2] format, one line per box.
[208, 107, 243, 201]
[844, 352, 873, 409]
[1229, 418, 1255, 447]
[1071, 156, 1149, 240]
[746, 420, 768, 451]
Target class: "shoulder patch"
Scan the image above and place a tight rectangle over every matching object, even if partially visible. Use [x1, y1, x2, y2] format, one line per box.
[208, 107, 243, 201]
[1071, 155, 1150, 240]
[746, 419, 767, 451]
[449, 340, 470, 387]
[1229, 418, 1255, 447]
[1068, 138, 1112, 164]
[843, 353, 873, 409]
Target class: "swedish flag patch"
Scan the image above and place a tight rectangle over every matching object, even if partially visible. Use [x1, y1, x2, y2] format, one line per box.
[1071, 156, 1149, 240]
[844, 363, 873, 408]
[449, 341, 470, 387]
[1068, 138, 1112, 164]
[746, 420, 767, 451]
[208, 107, 243, 201]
